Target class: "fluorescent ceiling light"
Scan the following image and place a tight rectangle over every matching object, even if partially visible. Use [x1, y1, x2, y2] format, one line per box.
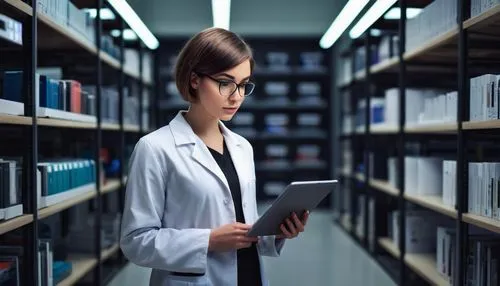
[319, 0, 370, 49]
[384, 7, 423, 20]
[212, 0, 231, 30]
[371, 29, 382, 37]
[350, 0, 398, 39]
[107, 0, 159, 50]
[110, 29, 137, 40]
[85, 8, 115, 20]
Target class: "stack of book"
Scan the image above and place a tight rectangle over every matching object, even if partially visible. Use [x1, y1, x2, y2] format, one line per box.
[296, 82, 325, 106]
[265, 52, 291, 73]
[405, 156, 443, 196]
[2, 71, 96, 121]
[436, 226, 455, 284]
[442, 161, 457, 208]
[0, 13, 22, 46]
[83, 86, 120, 125]
[378, 34, 399, 62]
[405, 89, 457, 127]
[0, 158, 23, 220]
[264, 114, 289, 136]
[390, 209, 441, 253]
[37, 159, 96, 208]
[465, 235, 500, 285]
[469, 74, 500, 122]
[468, 162, 500, 219]
[405, 0, 457, 52]
[0, 245, 22, 285]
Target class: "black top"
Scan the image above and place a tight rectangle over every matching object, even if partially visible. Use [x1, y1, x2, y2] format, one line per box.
[207, 140, 262, 286]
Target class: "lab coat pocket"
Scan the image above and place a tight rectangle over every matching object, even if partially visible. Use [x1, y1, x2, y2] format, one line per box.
[165, 274, 212, 286]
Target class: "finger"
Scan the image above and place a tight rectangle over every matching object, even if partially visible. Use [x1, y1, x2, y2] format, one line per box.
[285, 218, 297, 236]
[302, 210, 310, 225]
[292, 212, 305, 232]
[280, 224, 292, 238]
[234, 223, 253, 230]
[240, 235, 259, 243]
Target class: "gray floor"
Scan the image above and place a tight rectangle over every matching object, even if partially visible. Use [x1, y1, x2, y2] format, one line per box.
[107, 209, 396, 286]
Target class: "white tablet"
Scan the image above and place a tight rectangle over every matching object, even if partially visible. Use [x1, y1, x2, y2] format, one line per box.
[247, 180, 337, 237]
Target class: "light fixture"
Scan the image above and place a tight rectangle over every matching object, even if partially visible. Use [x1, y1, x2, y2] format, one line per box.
[110, 29, 137, 40]
[319, 0, 370, 49]
[384, 7, 423, 20]
[85, 8, 115, 20]
[371, 28, 382, 37]
[212, 0, 231, 30]
[349, 0, 397, 39]
[107, 0, 159, 50]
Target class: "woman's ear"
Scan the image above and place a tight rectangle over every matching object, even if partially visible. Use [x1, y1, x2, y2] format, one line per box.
[190, 72, 200, 90]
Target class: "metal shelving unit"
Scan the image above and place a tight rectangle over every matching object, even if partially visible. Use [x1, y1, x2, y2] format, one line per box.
[0, 0, 155, 285]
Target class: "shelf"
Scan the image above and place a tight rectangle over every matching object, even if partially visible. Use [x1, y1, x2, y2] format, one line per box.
[370, 57, 399, 74]
[462, 213, 500, 234]
[369, 179, 399, 197]
[101, 179, 121, 195]
[378, 237, 400, 258]
[4, 0, 33, 16]
[57, 255, 98, 286]
[370, 124, 398, 134]
[378, 238, 449, 285]
[403, 28, 459, 62]
[354, 173, 365, 182]
[404, 193, 457, 219]
[404, 123, 457, 133]
[39, 189, 97, 219]
[38, 118, 97, 129]
[101, 123, 120, 131]
[0, 214, 34, 235]
[405, 253, 449, 286]
[101, 243, 120, 262]
[463, 120, 500, 130]
[124, 124, 141, 133]
[0, 114, 32, 125]
[464, 4, 500, 31]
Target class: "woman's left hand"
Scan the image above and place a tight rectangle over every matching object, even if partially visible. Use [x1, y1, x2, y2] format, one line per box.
[277, 211, 309, 239]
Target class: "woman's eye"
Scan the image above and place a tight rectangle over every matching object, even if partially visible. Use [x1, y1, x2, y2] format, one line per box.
[219, 81, 232, 87]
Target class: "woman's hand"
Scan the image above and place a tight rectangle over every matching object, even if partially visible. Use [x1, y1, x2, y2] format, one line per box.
[209, 223, 259, 252]
[277, 211, 309, 239]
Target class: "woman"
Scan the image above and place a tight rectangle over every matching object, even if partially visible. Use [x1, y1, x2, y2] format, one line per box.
[120, 27, 309, 286]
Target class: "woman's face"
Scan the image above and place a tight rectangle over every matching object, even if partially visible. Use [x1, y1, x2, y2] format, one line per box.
[192, 59, 251, 121]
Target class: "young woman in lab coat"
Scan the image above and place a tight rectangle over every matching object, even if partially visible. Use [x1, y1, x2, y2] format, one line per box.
[120, 27, 309, 286]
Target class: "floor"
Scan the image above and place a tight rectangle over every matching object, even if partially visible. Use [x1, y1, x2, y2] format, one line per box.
[107, 208, 396, 286]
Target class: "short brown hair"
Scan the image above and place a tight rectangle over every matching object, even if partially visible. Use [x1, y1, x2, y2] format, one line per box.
[174, 28, 254, 102]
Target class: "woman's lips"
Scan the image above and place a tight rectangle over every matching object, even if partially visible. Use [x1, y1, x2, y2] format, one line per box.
[223, 107, 238, 114]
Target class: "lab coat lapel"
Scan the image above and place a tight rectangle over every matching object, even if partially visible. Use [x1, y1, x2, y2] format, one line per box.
[222, 125, 248, 198]
[191, 142, 230, 193]
[170, 111, 231, 193]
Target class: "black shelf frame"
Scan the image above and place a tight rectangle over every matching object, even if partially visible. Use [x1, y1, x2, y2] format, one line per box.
[0, 1, 156, 285]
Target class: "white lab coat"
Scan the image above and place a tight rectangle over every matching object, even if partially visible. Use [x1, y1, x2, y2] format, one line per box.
[120, 110, 285, 286]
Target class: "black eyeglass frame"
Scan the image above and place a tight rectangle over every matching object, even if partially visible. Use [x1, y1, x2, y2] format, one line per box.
[195, 72, 256, 97]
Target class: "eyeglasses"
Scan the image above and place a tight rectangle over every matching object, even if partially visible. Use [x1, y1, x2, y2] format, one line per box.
[196, 72, 255, 97]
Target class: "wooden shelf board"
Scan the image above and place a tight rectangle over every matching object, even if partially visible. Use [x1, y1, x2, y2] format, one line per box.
[57, 255, 97, 286]
[405, 253, 450, 286]
[101, 123, 120, 131]
[370, 124, 398, 134]
[124, 124, 141, 132]
[354, 173, 365, 182]
[38, 118, 97, 129]
[100, 52, 120, 70]
[101, 243, 120, 262]
[404, 123, 457, 133]
[370, 57, 399, 74]
[101, 179, 121, 195]
[463, 120, 500, 130]
[4, 0, 33, 16]
[464, 4, 500, 30]
[378, 237, 400, 258]
[39, 190, 97, 219]
[0, 114, 32, 125]
[0, 214, 34, 235]
[369, 179, 399, 196]
[403, 28, 459, 62]
[462, 213, 500, 233]
[404, 193, 457, 218]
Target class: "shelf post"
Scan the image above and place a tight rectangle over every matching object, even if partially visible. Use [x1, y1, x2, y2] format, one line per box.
[456, 0, 470, 285]
[94, 0, 103, 284]
[397, 0, 407, 285]
[349, 43, 357, 236]
[363, 29, 372, 248]
[139, 43, 144, 133]
[118, 15, 126, 264]
[22, 0, 39, 284]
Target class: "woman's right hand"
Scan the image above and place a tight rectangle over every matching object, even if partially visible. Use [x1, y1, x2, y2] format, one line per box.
[208, 223, 259, 252]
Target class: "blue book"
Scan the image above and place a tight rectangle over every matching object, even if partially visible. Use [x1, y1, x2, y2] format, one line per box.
[39, 75, 49, 108]
[2, 71, 23, 102]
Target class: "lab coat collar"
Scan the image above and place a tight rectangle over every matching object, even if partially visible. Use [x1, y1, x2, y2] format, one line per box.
[170, 110, 243, 148]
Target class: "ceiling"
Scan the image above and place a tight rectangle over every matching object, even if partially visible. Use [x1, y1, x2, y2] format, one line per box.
[127, 0, 346, 38]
